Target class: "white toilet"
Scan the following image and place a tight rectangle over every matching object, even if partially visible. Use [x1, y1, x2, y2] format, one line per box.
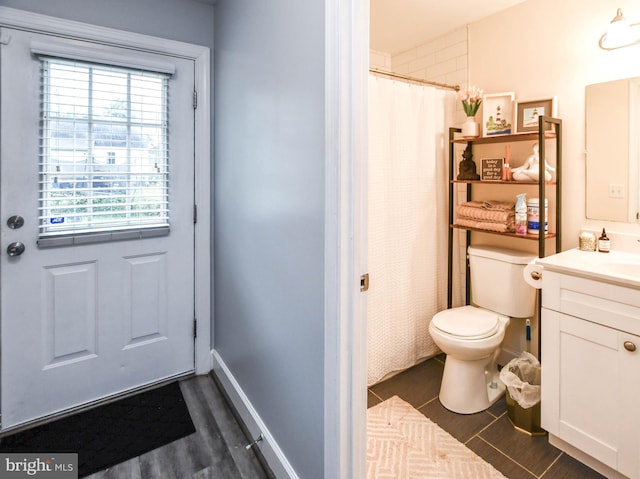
[429, 245, 536, 414]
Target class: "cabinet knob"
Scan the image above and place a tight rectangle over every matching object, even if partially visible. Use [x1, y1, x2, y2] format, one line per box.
[624, 341, 637, 352]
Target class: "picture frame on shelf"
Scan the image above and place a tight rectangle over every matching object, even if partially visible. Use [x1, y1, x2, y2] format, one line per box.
[514, 97, 558, 133]
[482, 92, 514, 137]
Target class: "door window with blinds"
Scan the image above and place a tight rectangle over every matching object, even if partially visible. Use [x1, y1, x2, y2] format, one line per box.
[38, 57, 170, 243]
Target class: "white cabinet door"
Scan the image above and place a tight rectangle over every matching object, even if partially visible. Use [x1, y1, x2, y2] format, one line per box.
[542, 308, 640, 478]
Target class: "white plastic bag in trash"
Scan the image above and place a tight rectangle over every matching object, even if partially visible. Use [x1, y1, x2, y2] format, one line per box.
[499, 351, 541, 409]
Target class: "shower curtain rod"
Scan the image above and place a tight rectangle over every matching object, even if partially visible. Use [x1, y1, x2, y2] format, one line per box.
[369, 68, 460, 92]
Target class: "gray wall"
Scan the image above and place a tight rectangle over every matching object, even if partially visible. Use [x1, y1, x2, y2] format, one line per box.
[0, 0, 214, 48]
[213, 1, 325, 478]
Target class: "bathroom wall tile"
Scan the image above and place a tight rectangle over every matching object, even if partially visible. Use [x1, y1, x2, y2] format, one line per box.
[446, 68, 467, 88]
[392, 63, 410, 75]
[479, 415, 561, 477]
[391, 49, 417, 69]
[407, 53, 436, 74]
[435, 41, 466, 65]
[418, 399, 497, 444]
[416, 37, 445, 58]
[407, 67, 427, 81]
[425, 58, 457, 80]
[390, 28, 467, 92]
[370, 50, 391, 70]
[466, 437, 537, 479]
[443, 27, 467, 47]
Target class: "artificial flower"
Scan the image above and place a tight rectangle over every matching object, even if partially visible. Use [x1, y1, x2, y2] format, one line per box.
[459, 86, 483, 117]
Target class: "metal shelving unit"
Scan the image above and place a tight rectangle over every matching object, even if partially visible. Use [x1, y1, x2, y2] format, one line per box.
[447, 116, 562, 316]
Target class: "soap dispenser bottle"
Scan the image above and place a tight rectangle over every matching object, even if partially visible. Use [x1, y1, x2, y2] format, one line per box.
[598, 228, 610, 253]
[515, 193, 527, 235]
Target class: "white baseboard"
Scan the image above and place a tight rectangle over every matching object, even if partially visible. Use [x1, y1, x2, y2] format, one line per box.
[210, 349, 299, 479]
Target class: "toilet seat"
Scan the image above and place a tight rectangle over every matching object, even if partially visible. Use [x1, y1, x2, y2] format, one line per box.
[432, 306, 502, 340]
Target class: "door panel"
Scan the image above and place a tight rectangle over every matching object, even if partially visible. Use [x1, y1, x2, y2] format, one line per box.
[124, 253, 168, 346]
[43, 261, 98, 367]
[1, 28, 196, 429]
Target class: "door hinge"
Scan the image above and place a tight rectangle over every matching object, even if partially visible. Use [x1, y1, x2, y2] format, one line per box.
[193, 90, 197, 109]
[193, 318, 197, 339]
[193, 204, 198, 224]
[360, 273, 369, 292]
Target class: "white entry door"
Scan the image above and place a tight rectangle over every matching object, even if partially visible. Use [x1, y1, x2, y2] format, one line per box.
[0, 28, 196, 429]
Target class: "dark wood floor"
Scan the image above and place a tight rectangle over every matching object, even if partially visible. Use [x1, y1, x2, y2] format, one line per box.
[368, 355, 606, 479]
[87, 375, 273, 479]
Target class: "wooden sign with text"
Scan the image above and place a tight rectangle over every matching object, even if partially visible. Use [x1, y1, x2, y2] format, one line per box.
[481, 158, 504, 181]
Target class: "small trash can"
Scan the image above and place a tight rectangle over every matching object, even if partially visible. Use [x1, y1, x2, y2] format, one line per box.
[499, 351, 546, 436]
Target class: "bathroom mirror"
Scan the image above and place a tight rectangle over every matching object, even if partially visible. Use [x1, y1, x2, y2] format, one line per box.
[585, 77, 640, 222]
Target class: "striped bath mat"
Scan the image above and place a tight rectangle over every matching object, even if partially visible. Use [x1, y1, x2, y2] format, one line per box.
[367, 396, 507, 479]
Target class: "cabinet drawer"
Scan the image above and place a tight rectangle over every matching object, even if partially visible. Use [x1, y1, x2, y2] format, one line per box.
[542, 271, 640, 335]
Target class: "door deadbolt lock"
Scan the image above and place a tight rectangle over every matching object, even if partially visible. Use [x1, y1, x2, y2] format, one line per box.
[7, 215, 24, 229]
[6, 241, 25, 257]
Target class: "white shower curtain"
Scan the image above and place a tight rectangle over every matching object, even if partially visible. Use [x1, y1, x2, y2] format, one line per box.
[367, 74, 455, 386]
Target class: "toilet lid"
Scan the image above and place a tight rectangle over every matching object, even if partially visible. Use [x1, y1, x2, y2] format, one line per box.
[432, 306, 501, 339]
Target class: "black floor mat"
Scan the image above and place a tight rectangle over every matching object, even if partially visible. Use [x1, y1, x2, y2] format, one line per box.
[0, 381, 196, 477]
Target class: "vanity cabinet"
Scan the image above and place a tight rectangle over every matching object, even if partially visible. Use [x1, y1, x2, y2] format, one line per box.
[447, 116, 562, 308]
[541, 270, 640, 479]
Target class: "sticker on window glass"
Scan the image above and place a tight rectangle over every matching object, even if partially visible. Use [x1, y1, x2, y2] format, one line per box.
[50, 217, 65, 224]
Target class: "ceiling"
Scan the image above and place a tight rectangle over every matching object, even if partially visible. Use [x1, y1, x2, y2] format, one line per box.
[371, 0, 527, 55]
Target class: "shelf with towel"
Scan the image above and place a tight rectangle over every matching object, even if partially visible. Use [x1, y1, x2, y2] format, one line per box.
[446, 116, 562, 310]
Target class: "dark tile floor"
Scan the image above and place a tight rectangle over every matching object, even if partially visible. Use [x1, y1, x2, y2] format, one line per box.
[368, 355, 606, 479]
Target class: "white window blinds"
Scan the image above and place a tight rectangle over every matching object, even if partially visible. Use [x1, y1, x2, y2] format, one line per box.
[38, 58, 170, 240]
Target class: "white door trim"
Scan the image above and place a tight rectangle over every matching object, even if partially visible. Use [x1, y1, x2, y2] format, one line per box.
[0, 6, 211, 375]
[324, 0, 368, 477]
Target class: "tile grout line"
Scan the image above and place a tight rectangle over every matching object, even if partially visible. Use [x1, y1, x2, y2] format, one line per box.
[463, 410, 505, 446]
[474, 436, 540, 478]
[416, 396, 439, 411]
[537, 452, 565, 479]
[367, 389, 385, 404]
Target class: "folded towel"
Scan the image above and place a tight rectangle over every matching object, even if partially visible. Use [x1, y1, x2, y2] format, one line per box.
[455, 217, 515, 233]
[456, 205, 514, 223]
[481, 200, 516, 211]
[459, 200, 485, 209]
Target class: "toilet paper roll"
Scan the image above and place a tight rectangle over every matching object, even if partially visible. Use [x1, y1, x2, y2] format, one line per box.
[523, 260, 543, 289]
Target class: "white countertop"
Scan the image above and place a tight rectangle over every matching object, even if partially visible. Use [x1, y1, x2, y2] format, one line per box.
[536, 248, 640, 289]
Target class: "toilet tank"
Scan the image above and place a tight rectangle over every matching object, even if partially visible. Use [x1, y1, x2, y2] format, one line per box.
[468, 245, 536, 318]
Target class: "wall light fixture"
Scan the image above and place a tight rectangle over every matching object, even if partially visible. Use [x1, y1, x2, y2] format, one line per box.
[599, 8, 640, 50]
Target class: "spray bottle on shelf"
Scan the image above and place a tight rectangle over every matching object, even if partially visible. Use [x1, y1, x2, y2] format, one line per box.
[515, 193, 527, 235]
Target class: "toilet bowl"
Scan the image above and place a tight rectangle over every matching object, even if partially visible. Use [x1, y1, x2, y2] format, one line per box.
[429, 245, 536, 415]
[429, 305, 509, 414]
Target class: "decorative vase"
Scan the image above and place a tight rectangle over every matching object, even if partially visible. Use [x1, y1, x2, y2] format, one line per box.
[461, 116, 479, 138]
